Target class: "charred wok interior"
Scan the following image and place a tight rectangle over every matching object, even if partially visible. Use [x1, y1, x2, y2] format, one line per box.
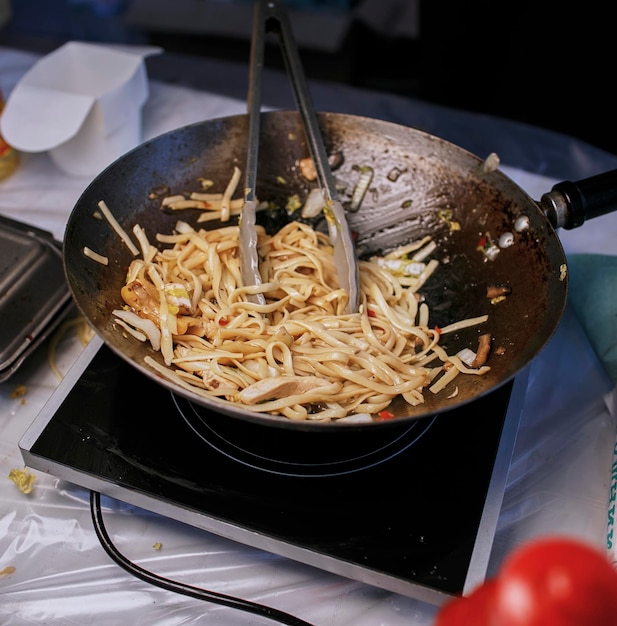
[63, 111, 568, 429]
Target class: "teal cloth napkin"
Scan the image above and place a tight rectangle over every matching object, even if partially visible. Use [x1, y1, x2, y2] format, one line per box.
[568, 254, 617, 384]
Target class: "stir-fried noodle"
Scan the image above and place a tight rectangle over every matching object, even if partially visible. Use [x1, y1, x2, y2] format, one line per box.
[108, 217, 489, 422]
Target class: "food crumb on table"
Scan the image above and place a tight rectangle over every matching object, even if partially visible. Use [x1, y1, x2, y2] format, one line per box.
[8, 467, 36, 494]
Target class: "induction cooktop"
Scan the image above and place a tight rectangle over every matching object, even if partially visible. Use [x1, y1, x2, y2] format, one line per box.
[20, 335, 526, 606]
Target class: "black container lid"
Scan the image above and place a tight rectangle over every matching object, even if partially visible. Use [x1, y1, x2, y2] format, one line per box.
[0, 214, 72, 381]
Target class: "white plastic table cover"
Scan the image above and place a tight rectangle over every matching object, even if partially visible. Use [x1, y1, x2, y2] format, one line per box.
[1, 46, 617, 626]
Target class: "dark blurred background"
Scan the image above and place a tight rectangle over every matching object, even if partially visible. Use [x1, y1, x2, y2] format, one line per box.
[1, 0, 615, 156]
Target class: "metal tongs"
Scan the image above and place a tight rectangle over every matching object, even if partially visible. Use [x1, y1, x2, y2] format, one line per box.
[240, 0, 359, 313]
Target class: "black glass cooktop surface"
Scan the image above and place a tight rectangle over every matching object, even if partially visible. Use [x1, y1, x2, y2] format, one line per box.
[20, 337, 525, 605]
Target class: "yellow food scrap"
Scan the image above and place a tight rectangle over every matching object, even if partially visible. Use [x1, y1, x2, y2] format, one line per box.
[298, 157, 317, 181]
[286, 193, 302, 213]
[153, 542, 163, 550]
[437, 209, 461, 232]
[559, 263, 567, 281]
[0, 566, 16, 576]
[8, 468, 36, 494]
[48, 316, 95, 381]
[9, 384, 27, 400]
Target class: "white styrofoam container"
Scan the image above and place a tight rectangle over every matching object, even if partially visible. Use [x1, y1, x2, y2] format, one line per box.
[0, 41, 160, 177]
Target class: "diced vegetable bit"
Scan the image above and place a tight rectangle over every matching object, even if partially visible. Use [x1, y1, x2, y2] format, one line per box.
[376, 258, 426, 278]
[514, 215, 530, 232]
[164, 283, 192, 315]
[301, 187, 327, 218]
[498, 232, 514, 248]
[276, 175, 287, 185]
[298, 153, 344, 182]
[437, 209, 461, 232]
[476, 231, 500, 260]
[481, 152, 500, 173]
[349, 165, 374, 212]
[387, 166, 406, 182]
[456, 335, 492, 369]
[286, 193, 303, 214]
[298, 156, 317, 181]
[377, 410, 395, 421]
[456, 348, 477, 367]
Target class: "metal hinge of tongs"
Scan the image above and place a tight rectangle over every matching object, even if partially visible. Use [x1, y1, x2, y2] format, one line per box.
[239, 0, 360, 313]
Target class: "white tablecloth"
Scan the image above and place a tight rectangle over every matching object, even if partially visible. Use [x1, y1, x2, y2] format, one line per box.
[1, 46, 616, 625]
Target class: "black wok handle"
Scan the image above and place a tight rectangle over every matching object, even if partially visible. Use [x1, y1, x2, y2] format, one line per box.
[539, 168, 617, 230]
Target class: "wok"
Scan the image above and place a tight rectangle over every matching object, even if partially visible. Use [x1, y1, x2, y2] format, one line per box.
[63, 110, 617, 430]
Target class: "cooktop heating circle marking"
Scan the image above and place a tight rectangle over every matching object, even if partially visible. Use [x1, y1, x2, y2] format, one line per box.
[172, 394, 437, 477]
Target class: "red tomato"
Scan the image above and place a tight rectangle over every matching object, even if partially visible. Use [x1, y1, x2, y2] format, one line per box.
[434, 578, 496, 626]
[434, 537, 617, 626]
[491, 536, 617, 626]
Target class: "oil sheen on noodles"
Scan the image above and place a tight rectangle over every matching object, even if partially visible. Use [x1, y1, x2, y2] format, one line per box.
[106, 218, 489, 423]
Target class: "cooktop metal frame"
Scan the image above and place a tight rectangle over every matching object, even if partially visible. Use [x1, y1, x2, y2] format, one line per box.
[20, 334, 527, 607]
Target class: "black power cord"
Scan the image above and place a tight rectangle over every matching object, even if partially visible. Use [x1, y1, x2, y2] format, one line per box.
[89, 491, 314, 626]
